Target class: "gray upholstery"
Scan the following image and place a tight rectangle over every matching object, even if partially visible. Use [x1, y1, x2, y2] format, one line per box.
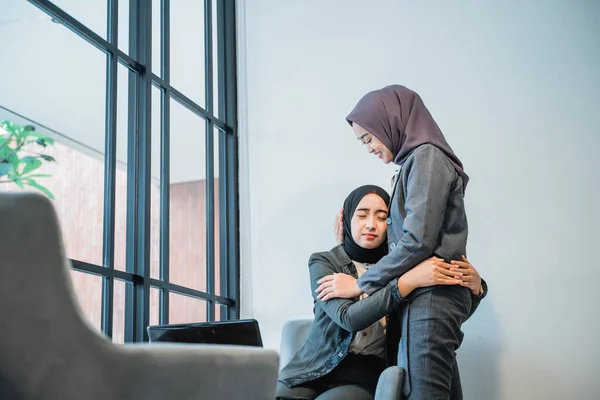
[280, 319, 404, 400]
[0, 193, 279, 400]
[279, 319, 314, 368]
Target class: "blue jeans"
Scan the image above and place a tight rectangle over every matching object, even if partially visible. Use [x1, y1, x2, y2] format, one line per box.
[397, 285, 471, 400]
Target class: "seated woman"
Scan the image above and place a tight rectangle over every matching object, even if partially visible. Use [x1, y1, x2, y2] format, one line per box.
[276, 185, 486, 400]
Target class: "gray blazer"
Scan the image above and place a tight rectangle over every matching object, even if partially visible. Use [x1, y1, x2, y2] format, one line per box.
[358, 144, 471, 295]
[279, 245, 487, 387]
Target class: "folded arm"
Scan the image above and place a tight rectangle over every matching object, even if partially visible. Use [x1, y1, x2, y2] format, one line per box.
[309, 253, 405, 333]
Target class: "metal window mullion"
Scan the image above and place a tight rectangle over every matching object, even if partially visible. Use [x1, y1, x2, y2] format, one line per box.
[226, 0, 240, 320]
[216, 0, 239, 320]
[72, 260, 114, 278]
[124, 0, 140, 344]
[225, 0, 240, 320]
[100, 0, 119, 340]
[134, 0, 153, 343]
[217, 130, 228, 316]
[205, 119, 215, 321]
[159, 0, 171, 325]
[224, 131, 239, 320]
[125, 0, 152, 343]
[150, 74, 230, 133]
[147, 279, 234, 306]
[216, 1, 229, 312]
[204, 0, 216, 322]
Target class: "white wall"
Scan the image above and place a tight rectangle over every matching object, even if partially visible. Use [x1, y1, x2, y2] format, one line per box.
[239, 1, 600, 399]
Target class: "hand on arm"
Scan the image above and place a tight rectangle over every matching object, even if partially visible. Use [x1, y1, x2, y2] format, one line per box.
[315, 273, 363, 301]
[309, 254, 403, 332]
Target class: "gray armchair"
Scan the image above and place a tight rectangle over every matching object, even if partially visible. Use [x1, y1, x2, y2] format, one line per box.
[0, 193, 279, 400]
[280, 319, 404, 400]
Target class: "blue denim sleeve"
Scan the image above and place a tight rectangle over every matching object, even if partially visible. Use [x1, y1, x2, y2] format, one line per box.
[357, 145, 456, 295]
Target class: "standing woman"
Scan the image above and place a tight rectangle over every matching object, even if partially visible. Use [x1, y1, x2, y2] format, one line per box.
[315, 85, 487, 400]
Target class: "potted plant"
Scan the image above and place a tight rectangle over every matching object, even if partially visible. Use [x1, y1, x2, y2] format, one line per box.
[0, 119, 56, 199]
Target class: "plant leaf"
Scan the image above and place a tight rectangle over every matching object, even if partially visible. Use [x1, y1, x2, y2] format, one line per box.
[39, 154, 56, 162]
[22, 158, 42, 175]
[24, 178, 55, 199]
[13, 177, 24, 188]
[0, 163, 11, 177]
[21, 173, 51, 179]
[20, 156, 37, 163]
[25, 131, 54, 144]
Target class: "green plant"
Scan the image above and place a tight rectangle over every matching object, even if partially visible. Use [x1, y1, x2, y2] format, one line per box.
[0, 119, 56, 199]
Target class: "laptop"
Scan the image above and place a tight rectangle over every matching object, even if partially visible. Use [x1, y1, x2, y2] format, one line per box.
[146, 318, 263, 347]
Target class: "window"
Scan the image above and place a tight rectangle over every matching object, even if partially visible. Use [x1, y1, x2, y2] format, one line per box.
[0, 0, 239, 342]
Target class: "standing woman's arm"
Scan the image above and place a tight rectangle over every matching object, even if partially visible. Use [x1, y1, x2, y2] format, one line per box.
[358, 145, 458, 295]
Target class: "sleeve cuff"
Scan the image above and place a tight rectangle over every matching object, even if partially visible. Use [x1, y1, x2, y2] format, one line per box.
[357, 275, 376, 296]
[390, 279, 407, 305]
[474, 279, 488, 300]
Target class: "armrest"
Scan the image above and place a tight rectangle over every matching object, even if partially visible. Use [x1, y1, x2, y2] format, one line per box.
[119, 344, 279, 400]
[375, 366, 404, 400]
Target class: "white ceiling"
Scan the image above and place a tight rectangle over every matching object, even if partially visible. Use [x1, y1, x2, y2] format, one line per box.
[0, 0, 218, 183]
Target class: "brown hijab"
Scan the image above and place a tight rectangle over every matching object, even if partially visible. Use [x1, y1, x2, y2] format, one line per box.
[346, 85, 469, 187]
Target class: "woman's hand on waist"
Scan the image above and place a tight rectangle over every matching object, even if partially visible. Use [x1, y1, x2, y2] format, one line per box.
[450, 256, 483, 296]
[397, 257, 463, 297]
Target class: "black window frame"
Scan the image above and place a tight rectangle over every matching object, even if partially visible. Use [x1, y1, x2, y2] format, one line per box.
[27, 0, 240, 342]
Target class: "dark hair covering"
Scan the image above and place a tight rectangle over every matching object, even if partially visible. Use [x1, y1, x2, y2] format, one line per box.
[346, 84, 469, 187]
[342, 185, 390, 264]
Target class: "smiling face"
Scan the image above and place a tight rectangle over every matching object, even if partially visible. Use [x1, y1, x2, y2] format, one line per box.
[350, 193, 388, 249]
[352, 122, 394, 164]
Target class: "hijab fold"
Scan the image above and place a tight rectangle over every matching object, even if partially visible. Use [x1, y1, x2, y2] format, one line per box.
[346, 85, 469, 187]
[342, 185, 390, 264]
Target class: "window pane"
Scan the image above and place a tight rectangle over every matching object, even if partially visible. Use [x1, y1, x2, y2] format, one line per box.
[212, 0, 219, 116]
[169, 99, 207, 292]
[70, 270, 103, 332]
[169, 292, 207, 324]
[213, 127, 221, 296]
[150, 287, 160, 326]
[216, 304, 229, 321]
[152, 0, 161, 76]
[50, 0, 107, 39]
[171, 0, 205, 106]
[150, 86, 162, 280]
[0, 3, 106, 266]
[113, 279, 127, 344]
[118, 0, 130, 53]
[115, 63, 130, 271]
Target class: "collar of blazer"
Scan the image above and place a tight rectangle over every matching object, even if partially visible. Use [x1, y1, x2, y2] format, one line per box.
[330, 244, 358, 278]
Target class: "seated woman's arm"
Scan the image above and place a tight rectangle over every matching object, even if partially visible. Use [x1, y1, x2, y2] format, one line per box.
[308, 252, 404, 333]
[309, 253, 464, 333]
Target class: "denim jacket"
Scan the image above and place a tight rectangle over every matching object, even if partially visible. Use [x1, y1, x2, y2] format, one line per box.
[278, 245, 487, 388]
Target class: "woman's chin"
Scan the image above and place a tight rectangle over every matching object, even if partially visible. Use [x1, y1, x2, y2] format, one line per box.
[359, 241, 383, 250]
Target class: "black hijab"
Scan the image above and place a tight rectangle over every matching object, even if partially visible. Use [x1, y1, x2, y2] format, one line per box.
[342, 185, 391, 264]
